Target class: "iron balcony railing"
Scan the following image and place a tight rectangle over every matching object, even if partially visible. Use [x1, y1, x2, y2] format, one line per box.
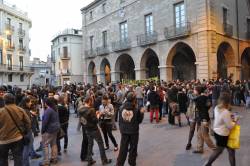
[18, 46, 26, 53]
[85, 49, 97, 59]
[0, 64, 34, 73]
[96, 46, 109, 56]
[223, 23, 233, 36]
[164, 22, 191, 40]
[137, 31, 158, 46]
[6, 44, 15, 51]
[112, 39, 131, 52]
[5, 23, 15, 32]
[18, 28, 25, 37]
[61, 69, 71, 76]
[60, 54, 70, 60]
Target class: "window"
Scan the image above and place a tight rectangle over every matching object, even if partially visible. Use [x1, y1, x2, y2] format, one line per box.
[102, 31, 107, 48]
[145, 14, 153, 34]
[90, 36, 94, 50]
[8, 74, 12, 82]
[20, 74, 24, 82]
[63, 47, 68, 57]
[120, 21, 128, 41]
[7, 54, 12, 69]
[19, 38, 23, 49]
[19, 23, 22, 30]
[7, 18, 11, 25]
[174, 2, 186, 28]
[102, 3, 106, 13]
[19, 56, 23, 70]
[63, 37, 67, 42]
[223, 8, 228, 24]
[247, 18, 250, 32]
[0, 49, 2, 64]
[90, 11, 93, 20]
[58, 48, 60, 55]
[7, 35, 12, 47]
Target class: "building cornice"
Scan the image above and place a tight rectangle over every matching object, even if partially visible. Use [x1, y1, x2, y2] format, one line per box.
[81, 0, 106, 13]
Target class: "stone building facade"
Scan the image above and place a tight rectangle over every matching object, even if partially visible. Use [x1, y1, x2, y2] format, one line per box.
[0, 0, 32, 89]
[81, 0, 250, 84]
[51, 29, 83, 86]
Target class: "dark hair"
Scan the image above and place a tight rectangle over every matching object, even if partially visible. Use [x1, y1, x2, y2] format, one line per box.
[44, 97, 57, 111]
[4, 93, 15, 105]
[102, 95, 109, 101]
[84, 95, 93, 104]
[218, 92, 231, 109]
[19, 97, 31, 109]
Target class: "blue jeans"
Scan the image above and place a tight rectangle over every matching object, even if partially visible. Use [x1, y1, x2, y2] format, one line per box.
[137, 98, 143, 109]
[23, 131, 33, 166]
[0, 139, 24, 166]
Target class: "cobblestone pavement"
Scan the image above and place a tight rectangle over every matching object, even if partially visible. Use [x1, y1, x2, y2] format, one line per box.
[10, 106, 250, 166]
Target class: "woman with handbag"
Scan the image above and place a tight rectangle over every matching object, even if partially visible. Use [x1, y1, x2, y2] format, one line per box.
[204, 92, 238, 166]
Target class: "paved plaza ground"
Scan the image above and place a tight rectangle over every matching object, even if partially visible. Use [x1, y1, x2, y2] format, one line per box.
[22, 106, 250, 166]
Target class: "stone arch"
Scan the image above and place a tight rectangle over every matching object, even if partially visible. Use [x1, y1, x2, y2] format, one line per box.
[140, 48, 160, 79]
[241, 47, 250, 80]
[115, 54, 135, 81]
[217, 42, 235, 79]
[88, 61, 97, 85]
[166, 42, 196, 81]
[100, 58, 111, 84]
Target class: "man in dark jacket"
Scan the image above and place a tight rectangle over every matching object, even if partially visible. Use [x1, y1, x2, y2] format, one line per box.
[116, 92, 144, 166]
[79, 96, 112, 166]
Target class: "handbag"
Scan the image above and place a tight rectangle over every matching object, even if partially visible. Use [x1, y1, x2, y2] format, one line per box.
[227, 125, 240, 149]
[5, 107, 30, 145]
[57, 128, 65, 140]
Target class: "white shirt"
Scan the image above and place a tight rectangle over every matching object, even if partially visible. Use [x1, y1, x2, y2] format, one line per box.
[213, 106, 235, 136]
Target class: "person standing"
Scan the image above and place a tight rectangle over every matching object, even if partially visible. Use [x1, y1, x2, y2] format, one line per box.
[39, 98, 60, 166]
[0, 93, 31, 166]
[147, 86, 160, 123]
[79, 96, 112, 166]
[204, 92, 237, 166]
[98, 95, 118, 151]
[116, 92, 144, 166]
[56, 95, 70, 155]
[135, 83, 144, 109]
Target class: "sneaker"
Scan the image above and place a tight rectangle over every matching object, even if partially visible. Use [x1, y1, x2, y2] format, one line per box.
[88, 160, 96, 166]
[114, 147, 119, 152]
[193, 150, 203, 154]
[64, 148, 67, 153]
[104, 146, 109, 150]
[50, 159, 58, 165]
[102, 159, 112, 165]
[185, 144, 192, 150]
[30, 153, 42, 159]
[58, 152, 62, 156]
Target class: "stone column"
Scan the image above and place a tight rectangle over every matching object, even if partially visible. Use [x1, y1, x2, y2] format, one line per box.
[159, 65, 167, 82]
[134, 68, 147, 80]
[111, 71, 121, 83]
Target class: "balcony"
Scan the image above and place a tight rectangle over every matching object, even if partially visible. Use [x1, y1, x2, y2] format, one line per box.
[223, 23, 233, 36]
[96, 46, 109, 56]
[164, 22, 191, 40]
[0, 64, 34, 74]
[18, 46, 26, 53]
[85, 49, 96, 59]
[18, 28, 25, 37]
[5, 23, 15, 33]
[112, 39, 131, 52]
[137, 31, 158, 46]
[61, 69, 71, 76]
[61, 55, 70, 60]
[6, 44, 15, 51]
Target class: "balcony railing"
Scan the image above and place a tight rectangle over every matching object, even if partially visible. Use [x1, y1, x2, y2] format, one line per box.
[61, 55, 70, 60]
[85, 49, 97, 59]
[18, 28, 25, 37]
[96, 46, 109, 56]
[61, 69, 71, 76]
[18, 46, 26, 53]
[137, 31, 158, 46]
[164, 22, 191, 40]
[223, 23, 233, 36]
[112, 39, 131, 52]
[6, 44, 15, 51]
[0, 64, 34, 73]
[5, 23, 15, 32]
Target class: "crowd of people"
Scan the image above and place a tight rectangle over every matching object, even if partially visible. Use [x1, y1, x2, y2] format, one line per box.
[0, 78, 249, 166]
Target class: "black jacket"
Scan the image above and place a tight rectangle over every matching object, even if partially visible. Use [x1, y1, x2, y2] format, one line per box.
[119, 101, 144, 134]
[194, 95, 211, 122]
[78, 106, 98, 132]
[57, 104, 69, 125]
[147, 91, 160, 107]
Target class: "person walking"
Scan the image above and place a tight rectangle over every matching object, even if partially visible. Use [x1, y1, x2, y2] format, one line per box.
[79, 96, 112, 166]
[116, 92, 144, 166]
[39, 98, 60, 166]
[204, 92, 237, 166]
[98, 95, 118, 151]
[147, 86, 160, 123]
[0, 93, 31, 166]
